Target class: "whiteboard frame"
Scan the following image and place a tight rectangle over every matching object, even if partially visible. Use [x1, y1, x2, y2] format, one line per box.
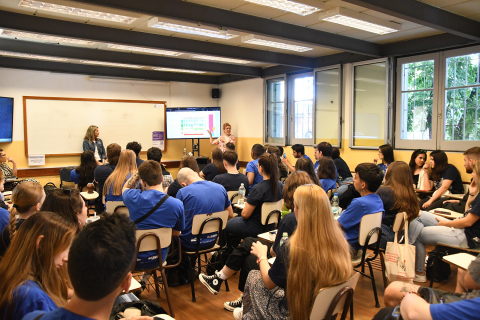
[23, 96, 167, 157]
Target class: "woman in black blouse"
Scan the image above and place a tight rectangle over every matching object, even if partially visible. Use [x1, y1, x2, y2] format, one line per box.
[409, 149, 427, 188]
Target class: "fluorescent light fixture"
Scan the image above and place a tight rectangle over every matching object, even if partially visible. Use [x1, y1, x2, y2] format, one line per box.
[318, 7, 401, 35]
[107, 44, 183, 57]
[153, 67, 205, 74]
[81, 60, 143, 69]
[243, 0, 323, 16]
[191, 55, 252, 65]
[0, 50, 68, 61]
[0, 29, 96, 46]
[148, 18, 237, 40]
[18, 0, 137, 24]
[241, 34, 312, 52]
[88, 76, 169, 86]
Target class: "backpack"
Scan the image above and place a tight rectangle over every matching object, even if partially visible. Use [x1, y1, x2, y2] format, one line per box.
[426, 249, 451, 283]
[43, 182, 57, 196]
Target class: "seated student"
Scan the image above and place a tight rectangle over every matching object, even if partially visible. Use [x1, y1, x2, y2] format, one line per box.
[317, 157, 337, 193]
[374, 144, 394, 175]
[376, 162, 420, 249]
[176, 168, 233, 251]
[147, 146, 173, 188]
[212, 150, 249, 195]
[70, 150, 97, 191]
[94, 143, 121, 213]
[224, 153, 284, 241]
[167, 156, 200, 198]
[200, 147, 227, 181]
[0, 172, 9, 232]
[409, 159, 480, 282]
[41, 188, 88, 231]
[199, 171, 311, 312]
[226, 142, 240, 170]
[0, 182, 45, 257]
[267, 146, 288, 180]
[103, 149, 138, 203]
[122, 161, 185, 269]
[0, 212, 76, 320]
[126, 141, 144, 168]
[294, 157, 321, 186]
[337, 163, 384, 253]
[314, 142, 332, 173]
[420, 150, 464, 210]
[332, 147, 353, 197]
[409, 149, 427, 188]
[246, 144, 265, 192]
[23, 213, 154, 320]
[281, 144, 311, 172]
[0, 149, 38, 192]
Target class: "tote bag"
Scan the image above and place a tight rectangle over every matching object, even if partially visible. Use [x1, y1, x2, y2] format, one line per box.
[384, 212, 416, 282]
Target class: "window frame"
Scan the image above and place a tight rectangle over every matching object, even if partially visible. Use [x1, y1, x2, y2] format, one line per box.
[263, 74, 287, 146]
[287, 71, 314, 146]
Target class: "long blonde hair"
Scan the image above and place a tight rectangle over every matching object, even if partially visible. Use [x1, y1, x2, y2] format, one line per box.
[9, 181, 44, 241]
[103, 149, 137, 196]
[287, 185, 352, 320]
[83, 125, 98, 143]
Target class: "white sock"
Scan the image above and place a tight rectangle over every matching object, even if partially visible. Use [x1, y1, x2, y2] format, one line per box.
[217, 271, 228, 280]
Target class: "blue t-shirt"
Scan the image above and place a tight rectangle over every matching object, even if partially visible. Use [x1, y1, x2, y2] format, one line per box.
[303, 154, 311, 162]
[246, 159, 263, 191]
[123, 189, 185, 270]
[337, 194, 384, 250]
[0, 207, 9, 234]
[23, 307, 94, 320]
[176, 181, 231, 250]
[2, 280, 57, 320]
[430, 296, 480, 320]
[377, 163, 389, 175]
[69, 170, 80, 185]
[320, 178, 337, 193]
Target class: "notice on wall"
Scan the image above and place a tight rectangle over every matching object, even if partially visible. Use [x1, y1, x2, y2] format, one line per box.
[28, 154, 45, 166]
[152, 131, 165, 151]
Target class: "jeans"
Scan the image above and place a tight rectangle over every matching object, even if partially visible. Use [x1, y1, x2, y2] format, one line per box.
[409, 211, 468, 272]
[224, 217, 270, 244]
[337, 177, 354, 198]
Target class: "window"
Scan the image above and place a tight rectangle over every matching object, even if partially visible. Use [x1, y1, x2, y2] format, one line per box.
[288, 72, 314, 145]
[264, 76, 286, 145]
[350, 59, 388, 149]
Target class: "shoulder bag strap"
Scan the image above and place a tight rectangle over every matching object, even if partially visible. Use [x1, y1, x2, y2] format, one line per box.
[134, 195, 169, 225]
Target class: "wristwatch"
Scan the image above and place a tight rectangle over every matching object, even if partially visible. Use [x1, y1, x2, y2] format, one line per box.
[256, 256, 268, 265]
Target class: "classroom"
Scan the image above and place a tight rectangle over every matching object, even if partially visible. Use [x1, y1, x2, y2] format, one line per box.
[0, 0, 480, 320]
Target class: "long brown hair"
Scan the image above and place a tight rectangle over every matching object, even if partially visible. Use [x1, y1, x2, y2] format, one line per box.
[83, 125, 98, 143]
[294, 157, 320, 186]
[0, 212, 77, 317]
[103, 149, 137, 196]
[382, 161, 420, 222]
[9, 181, 44, 241]
[429, 150, 449, 181]
[283, 171, 313, 210]
[258, 153, 280, 198]
[179, 156, 199, 173]
[211, 147, 227, 175]
[287, 185, 351, 320]
[267, 146, 287, 177]
[76, 150, 97, 190]
[408, 149, 427, 177]
[41, 188, 83, 231]
[317, 157, 336, 180]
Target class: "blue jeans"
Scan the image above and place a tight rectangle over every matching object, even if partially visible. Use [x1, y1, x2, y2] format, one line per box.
[224, 217, 269, 243]
[409, 211, 468, 272]
[337, 177, 354, 197]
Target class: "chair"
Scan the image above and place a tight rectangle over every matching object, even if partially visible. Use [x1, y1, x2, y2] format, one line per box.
[352, 211, 383, 308]
[227, 191, 240, 204]
[310, 273, 360, 320]
[182, 210, 230, 302]
[133, 228, 181, 317]
[59, 167, 75, 188]
[105, 201, 129, 216]
[261, 199, 283, 232]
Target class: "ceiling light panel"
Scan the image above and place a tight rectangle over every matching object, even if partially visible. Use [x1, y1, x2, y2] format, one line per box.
[243, 0, 323, 16]
[81, 60, 143, 68]
[18, 0, 137, 24]
[191, 55, 252, 65]
[108, 44, 183, 57]
[318, 7, 401, 35]
[0, 50, 68, 61]
[241, 34, 312, 52]
[0, 29, 96, 46]
[148, 18, 237, 40]
[153, 67, 205, 74]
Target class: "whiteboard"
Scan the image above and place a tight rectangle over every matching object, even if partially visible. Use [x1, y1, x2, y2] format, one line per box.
[24, 97, 166, 156]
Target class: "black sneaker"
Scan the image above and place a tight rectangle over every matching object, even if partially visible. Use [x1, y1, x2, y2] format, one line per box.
[198, 272, 223, 295]
[224, 294, 243, 312]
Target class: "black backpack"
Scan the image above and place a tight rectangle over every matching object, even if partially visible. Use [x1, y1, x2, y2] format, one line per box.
[426, 249, 451, 283]
[43, 182, 57, 196]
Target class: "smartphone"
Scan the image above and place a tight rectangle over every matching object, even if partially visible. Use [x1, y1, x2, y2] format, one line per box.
[283, 153, 286, 158]
[434, 210, 451, 215]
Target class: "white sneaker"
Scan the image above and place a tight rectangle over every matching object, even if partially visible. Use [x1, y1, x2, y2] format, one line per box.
[233, 307, 243, 320]
[414, 272, 426, 283]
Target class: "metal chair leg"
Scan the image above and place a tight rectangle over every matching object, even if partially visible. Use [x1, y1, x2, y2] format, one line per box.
[188, 257, 196, 302]
[350, 300, 354, 320]
[161, 269, 175, 317]
[152, 271, 160, 298]
[367, 261, 380, 308]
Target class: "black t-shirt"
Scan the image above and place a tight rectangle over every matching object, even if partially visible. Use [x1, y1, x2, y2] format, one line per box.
[272, 212, 297, 254]
[376, 186, 397, 227]
[334, 157, 352, 180]
[431, 164, 464, 194]
[246, 180, 284, 226]
[413, 174, 419, 186]
[136, 158, 144, 168]
[212, 173, 249, 196]
[0, 219, 26, 257]
[464, 196, 480, 248]
[94, 164, 116, 198]
[202, 163, 220, 181]
[161, 164, 171, 176]
[268, 241, 289, 289]
[167, 179, 182, 198]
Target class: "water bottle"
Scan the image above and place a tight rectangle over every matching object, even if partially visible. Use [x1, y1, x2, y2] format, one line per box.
[331, 193, 339, 218]
[279, 232, 288, 247]
[238, 183, 245, 205]
[183, 148, 186, 156]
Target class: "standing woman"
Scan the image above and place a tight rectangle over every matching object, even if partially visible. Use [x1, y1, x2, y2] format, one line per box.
[83, 125, 106, 165]
[70, 150, 97, 191]
[374, 144, 395, 175]
[200, 147, 227, 181]
[207, 122, 235, 152]
[409, 149, 427, 189]
[103, 150, 138, 203]
[0, 212, 76, 319]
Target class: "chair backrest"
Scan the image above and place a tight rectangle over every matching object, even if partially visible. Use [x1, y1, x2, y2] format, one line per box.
[261, 199, 283, 225]
[191, 210, 229, 236]
[136, 228, 172, 252]
[60, 167, 74, 183]
[310, 273, 360, 320]
[358, 212, 383, 246]
[392, 212, 406, 233]
[105, 201, 126, 214]
[227, 191, 239, 204]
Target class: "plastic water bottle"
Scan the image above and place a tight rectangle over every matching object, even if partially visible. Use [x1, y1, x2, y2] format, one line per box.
[183, 148, 186, 156]
[238, 183, 245, 205]
[279, 232, 288, 247]
[331, 193, 339, 218]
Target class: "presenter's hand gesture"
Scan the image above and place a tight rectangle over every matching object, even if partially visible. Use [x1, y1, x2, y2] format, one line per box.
[207, 129, 212, 136]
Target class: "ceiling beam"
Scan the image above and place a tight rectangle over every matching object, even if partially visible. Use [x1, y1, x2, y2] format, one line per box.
[0, 38, 262, 77]
[0, 10, 315, 68]
[70, 0, 383, 57]
[342, 0, 480, 41]
[0, 56, 219, 84]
